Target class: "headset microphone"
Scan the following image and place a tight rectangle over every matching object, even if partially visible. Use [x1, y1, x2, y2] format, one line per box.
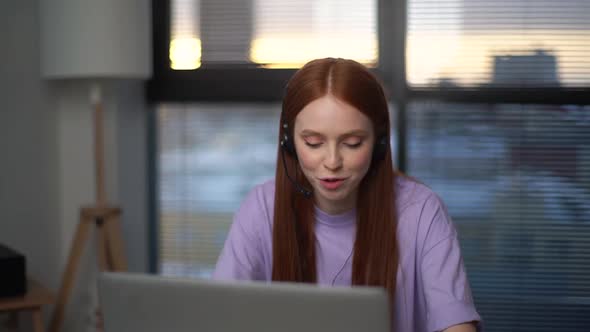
[280, 143, 312, 199]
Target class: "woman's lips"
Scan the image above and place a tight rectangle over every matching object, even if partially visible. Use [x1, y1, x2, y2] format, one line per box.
[319, 178, 346, 190]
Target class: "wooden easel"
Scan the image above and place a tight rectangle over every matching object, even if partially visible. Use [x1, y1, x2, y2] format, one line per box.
[49, 85, 127, 332]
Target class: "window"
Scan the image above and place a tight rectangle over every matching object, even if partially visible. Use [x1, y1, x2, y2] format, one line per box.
[408, 102, 590, 330]
[158, 103, 279, 277]
[150, 0, 590, 330]
[168, 0, 378, 69]
[404, 2, 590, 330]
[407, 0, 590, 88]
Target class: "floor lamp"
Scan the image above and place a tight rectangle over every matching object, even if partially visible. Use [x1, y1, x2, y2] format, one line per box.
[40, 1, 152, 331]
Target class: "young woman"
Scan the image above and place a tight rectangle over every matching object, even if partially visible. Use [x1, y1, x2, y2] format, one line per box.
[213, 58, 481, 332]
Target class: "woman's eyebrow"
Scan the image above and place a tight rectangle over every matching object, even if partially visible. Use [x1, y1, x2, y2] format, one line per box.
[299, 129, 369, 137]
[340, 130, 369, 138]
[300, 129, 324, 137]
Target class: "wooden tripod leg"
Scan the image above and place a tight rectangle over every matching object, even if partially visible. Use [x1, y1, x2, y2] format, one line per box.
[32, 308, 45, 332]
[49, 213, 93, 332]
[103, 214, 127, 271]
[94, 225, 108, 332]
[96, 221, 109, 272]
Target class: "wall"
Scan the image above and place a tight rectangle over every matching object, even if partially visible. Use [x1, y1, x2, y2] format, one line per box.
[0, 1, 150, 331]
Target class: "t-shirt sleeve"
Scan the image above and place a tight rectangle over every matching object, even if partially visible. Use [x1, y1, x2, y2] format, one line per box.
[419, 194, 482, 332]
[212, 186, 268, 281]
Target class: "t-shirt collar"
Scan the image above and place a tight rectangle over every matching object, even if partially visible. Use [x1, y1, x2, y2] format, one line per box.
[314, 206, 356, 226]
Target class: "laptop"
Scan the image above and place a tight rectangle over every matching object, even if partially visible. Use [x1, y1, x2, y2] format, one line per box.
[98, 272, 390, 332]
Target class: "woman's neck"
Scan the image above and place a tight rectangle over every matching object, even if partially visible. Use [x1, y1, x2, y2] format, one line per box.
[314, 192, 357, 215]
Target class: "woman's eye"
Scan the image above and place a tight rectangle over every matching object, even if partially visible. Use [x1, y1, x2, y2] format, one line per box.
[344, 141, 362, 148]
[304, 142, 322, 148]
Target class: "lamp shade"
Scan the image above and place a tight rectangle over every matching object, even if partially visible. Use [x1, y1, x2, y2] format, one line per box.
[40, 0, 152, 79]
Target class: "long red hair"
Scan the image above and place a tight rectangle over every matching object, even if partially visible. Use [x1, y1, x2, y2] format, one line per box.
[272, 58, 399, 299]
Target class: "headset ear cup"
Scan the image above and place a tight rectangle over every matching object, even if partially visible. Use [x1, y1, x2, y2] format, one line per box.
[372, 136, 388, 163]
[285, 140, 297, 157]
[281, 134, 297, 157]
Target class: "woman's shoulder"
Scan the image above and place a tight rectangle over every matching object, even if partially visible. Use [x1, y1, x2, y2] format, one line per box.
[234, 178, 276, 228]
[251, 178, 276, 208]
[395, 174, 442, 212]
[394, 174, 453, 239]
[396, 176, 456, 254]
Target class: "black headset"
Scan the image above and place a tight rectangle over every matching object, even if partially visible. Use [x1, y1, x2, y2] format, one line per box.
[279, 120, 389, 199]
[280, 122, 313, 198]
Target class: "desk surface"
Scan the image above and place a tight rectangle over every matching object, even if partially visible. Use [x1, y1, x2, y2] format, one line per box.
[0, 280, 54, 311]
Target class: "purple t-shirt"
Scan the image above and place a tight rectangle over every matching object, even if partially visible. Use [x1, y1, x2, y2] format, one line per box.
[213, 176, 481, 332]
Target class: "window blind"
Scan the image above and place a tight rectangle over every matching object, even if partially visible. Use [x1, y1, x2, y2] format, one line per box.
[158, 104, 280, 276]
[407, 0, 590, 87]
[408, 102, 590, 331]
[169, 0, 377, 69]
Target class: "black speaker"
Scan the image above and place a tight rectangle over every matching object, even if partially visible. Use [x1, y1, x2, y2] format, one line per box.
[0, 244, 27, 297]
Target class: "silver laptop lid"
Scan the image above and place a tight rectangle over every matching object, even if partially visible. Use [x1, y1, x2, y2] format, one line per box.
[98, 272, 390, 332]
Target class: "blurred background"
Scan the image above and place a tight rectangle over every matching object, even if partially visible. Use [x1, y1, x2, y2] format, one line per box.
[0, 0, 588, 331]
[153, 1, 590, 331]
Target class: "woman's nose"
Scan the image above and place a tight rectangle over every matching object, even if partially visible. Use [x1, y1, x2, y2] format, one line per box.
[323, 147, 343, 171]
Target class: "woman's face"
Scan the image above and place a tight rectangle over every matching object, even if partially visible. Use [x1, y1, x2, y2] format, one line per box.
[293, 95, 375, 215]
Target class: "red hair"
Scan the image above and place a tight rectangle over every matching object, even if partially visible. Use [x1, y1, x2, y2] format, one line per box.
[272, 58, 399, 300]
